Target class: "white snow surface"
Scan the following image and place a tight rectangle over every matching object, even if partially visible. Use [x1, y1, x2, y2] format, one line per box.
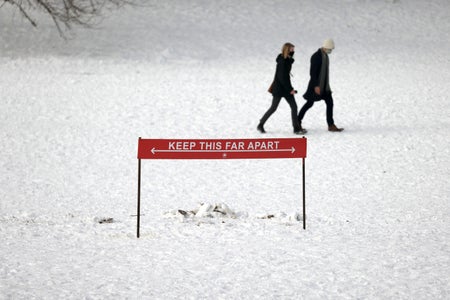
[1, 0, 450, 299]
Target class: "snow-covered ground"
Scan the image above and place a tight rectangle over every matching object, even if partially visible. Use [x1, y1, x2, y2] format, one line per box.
[1, 0, 449, 298]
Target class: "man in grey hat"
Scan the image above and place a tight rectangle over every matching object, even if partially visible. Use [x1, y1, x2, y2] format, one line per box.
[298, 38, 344, 132]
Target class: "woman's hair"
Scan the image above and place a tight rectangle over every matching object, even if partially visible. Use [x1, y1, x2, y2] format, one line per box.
[281, 42, 295, 59]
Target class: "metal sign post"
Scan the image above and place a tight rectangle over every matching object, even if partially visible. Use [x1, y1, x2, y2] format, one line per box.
[137, 139, 142, 238]
[136, 137, 307, 237]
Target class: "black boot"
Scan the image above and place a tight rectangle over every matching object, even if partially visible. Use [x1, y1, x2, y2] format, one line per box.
[257, 123, 266, 133]
[294, 122, 307, 134]
[294, 128, 307, 134]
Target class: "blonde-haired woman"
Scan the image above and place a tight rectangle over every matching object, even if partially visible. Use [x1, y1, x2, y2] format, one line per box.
[257, 42, 305, 134]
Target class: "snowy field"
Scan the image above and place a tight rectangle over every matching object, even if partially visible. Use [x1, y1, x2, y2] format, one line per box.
[1, 0, 449, 299]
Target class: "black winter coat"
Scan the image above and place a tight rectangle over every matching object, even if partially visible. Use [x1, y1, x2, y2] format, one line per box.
[271, 54, 295, 98]
[303, 48, 331, 101]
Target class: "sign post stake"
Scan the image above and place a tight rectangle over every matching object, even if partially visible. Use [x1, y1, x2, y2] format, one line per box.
[302, 157, 306, 230]
[137, 138, 142, 238]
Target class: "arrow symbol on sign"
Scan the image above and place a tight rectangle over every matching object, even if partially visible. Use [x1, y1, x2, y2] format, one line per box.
[151, 147, 296, 154]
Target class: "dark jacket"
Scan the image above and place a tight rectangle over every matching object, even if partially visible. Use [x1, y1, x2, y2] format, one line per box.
[303, 48, 331, 101]
[271, 54, 294, 98]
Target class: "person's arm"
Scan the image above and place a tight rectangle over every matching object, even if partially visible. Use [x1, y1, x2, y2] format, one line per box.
[310, 53, 321, 94]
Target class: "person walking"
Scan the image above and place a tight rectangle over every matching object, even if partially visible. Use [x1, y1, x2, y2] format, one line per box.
[298, 38, 344, 132]
[257, 42, 304, 134]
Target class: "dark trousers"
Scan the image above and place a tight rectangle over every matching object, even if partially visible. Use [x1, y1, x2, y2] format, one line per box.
[298, 94, 334, 126]
[260, 95, 299, 129]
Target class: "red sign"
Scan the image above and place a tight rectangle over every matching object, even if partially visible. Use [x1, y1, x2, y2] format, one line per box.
[138, 138, 307, 160]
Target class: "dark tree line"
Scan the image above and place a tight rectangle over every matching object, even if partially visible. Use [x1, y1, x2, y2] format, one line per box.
[1, 0, 133, 36]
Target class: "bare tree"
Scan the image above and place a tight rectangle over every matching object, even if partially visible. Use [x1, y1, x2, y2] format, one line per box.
[1, 0, 134, 36]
